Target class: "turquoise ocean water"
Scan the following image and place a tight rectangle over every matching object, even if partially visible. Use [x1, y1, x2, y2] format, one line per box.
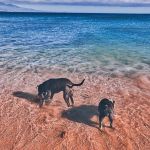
[0, 13, 150, 76]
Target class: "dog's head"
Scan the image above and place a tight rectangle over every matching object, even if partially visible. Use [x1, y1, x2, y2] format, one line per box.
[104, 99, 115, 114]
[109, 99, 115, 108]
[37, 84, 44, 98]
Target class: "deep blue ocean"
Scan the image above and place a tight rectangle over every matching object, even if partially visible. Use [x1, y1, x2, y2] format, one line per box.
[0, 13, 150, 76]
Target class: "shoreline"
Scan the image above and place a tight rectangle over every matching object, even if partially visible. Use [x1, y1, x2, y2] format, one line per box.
[0, 69, 149, 149]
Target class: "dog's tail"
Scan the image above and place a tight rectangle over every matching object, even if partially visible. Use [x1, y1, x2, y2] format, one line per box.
[67, 79, 85, 88]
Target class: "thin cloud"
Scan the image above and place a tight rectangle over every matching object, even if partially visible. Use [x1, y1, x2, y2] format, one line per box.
[1, 0, 150, 6]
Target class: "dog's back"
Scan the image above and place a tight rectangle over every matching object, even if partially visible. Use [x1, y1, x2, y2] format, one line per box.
[98, 98, 115, 129]
[98, 98, 114, 116]
[38, 78, 72, 93]
[37, 78, 84, 95]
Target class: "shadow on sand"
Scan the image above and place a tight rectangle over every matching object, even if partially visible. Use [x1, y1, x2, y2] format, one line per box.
[13, 91, 39, 103]
[61, 105, 99, 128]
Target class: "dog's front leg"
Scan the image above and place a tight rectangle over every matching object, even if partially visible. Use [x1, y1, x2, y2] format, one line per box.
[39, 96, 44, 108]
[43, 91, 49, 100]
[45, 91, 54, 105]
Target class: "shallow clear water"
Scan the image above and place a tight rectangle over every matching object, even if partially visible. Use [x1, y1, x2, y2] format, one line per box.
[0, 13, 150, 76]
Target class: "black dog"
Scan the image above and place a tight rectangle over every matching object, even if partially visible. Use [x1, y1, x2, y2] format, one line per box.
[37, 78, 85, 107]
[98, 98, 115, 129]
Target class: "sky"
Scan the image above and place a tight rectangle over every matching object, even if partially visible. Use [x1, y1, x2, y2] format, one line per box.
[1, 0, 150, 13]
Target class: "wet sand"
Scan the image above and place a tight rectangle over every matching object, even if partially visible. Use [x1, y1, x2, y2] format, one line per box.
[0, 69, 150, 150]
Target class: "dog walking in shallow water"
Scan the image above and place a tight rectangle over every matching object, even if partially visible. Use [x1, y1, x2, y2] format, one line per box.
[37, 78, 85, 107]
[98, 98, 115, 129]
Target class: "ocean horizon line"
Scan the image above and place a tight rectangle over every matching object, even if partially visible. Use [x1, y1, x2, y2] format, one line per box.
[0, 11, 150, 15]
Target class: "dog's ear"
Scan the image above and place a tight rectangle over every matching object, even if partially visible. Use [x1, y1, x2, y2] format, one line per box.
[110, 99, 114, 103]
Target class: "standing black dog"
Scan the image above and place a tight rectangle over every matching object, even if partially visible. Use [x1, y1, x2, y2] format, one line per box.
[37, 78, 85, 107]
[98, 98, 115, 129]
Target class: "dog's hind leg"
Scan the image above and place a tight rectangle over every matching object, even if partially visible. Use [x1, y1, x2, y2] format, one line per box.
[108, 114, 113, 128]
[70, 95, 74, 106]
[68, 89, 74, 106]
[99, 115, 104, 129]
[63, 91, 70, 107]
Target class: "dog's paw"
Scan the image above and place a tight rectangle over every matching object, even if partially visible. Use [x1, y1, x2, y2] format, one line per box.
[39, 102, 43, 108]
[110, 126, 115, 130]
[98, 127, 103, 132]
[45, 100, 51, 105]
[99, 125, 103, 130]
